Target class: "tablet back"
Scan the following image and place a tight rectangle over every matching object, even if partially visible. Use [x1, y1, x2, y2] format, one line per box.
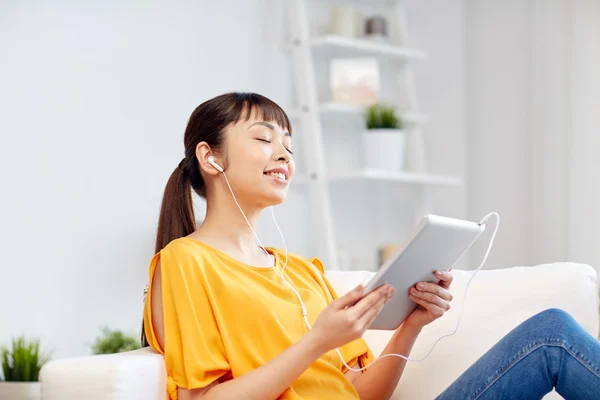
[365, 215, 484, 330]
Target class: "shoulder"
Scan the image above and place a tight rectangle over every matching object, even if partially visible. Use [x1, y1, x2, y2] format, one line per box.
[157, 238, 218, 277]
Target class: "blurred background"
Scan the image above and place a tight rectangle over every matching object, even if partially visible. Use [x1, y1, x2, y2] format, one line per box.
[1, 0, 599, 359]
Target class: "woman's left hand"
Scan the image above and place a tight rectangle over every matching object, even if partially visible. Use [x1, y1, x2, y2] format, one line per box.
[404, 270, 454, 329]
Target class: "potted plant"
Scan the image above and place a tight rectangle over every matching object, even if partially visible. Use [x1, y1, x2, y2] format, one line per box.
[363, 104, 406, 172]
[91, 326, 141, 354]
[0, 336, 49, 400]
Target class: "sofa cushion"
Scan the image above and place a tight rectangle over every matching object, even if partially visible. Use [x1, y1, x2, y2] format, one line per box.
[327, 263, 599, 400]
[40, 347, 167, 400]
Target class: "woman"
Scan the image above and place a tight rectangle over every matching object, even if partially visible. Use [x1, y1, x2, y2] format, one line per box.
[142, 92, 600, 400]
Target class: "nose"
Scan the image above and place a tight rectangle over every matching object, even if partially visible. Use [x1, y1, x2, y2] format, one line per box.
[273, 140, 291, 163]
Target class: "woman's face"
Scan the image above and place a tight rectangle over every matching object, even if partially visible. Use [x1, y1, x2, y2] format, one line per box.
[220, 112, 295, 208]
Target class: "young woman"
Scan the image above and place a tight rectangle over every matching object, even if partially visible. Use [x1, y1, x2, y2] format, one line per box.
[142, 92, 600, 400]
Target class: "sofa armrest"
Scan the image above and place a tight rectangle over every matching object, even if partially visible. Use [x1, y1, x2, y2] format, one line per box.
[40, 347, 166, 400]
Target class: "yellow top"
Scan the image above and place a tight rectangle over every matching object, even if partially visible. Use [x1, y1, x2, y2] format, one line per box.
[143, 237, 374, 400]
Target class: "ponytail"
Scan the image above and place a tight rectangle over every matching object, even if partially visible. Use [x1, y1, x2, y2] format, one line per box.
[155, 161, 196, 253]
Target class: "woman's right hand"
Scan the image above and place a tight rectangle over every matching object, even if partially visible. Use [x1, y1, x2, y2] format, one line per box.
[310, 283, 396, 353]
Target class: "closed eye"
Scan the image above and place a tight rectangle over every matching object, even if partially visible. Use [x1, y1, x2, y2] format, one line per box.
[256, 138, 294, 155]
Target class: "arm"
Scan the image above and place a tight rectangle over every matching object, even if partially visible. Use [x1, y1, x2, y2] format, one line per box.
[349, 322, 422, 400]
[348, 270, 455, 400]
[196, 333, 323, 400]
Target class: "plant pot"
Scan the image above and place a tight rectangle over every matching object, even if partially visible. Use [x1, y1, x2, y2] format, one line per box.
[0, 382, 41, 400]
[362, 129, 407, 172]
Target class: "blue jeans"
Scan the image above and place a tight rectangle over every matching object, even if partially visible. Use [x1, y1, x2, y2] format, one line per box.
[435, 308, 600, 400]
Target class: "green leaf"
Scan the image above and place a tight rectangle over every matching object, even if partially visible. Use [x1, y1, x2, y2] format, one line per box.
[91, 326, 141, 355]
[0, 336, 49, 382]
[364, 104, 402, 129]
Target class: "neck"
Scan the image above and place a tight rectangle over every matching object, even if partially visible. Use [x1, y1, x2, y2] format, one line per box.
[198, 188, 266, 255]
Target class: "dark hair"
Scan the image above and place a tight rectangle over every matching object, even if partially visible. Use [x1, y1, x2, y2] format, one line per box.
[141, 92, 291, 347]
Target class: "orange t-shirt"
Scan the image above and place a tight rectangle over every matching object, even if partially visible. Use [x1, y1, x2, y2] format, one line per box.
[143, 237, 374, 400]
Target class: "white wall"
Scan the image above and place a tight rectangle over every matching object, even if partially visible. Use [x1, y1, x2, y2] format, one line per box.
[407, 0, 467, 223]
[565, 0, 600, 272]
[0, 0, 296, 358]
[0, 0, 467, 358]
[465, 0, 533, 269]
[465, 0, 600, 273]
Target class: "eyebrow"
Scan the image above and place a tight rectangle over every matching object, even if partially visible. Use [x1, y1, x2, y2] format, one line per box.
[249, 121, 291, 137]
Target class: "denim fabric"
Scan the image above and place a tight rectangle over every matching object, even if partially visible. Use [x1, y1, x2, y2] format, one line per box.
[435, 308, 600, 400]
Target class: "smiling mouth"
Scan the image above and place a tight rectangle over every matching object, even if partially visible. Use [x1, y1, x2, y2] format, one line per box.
[264, 171, 288, 182]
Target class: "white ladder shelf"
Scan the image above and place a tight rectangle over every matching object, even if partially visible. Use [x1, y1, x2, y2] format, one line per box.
[286, 0, 463, 271]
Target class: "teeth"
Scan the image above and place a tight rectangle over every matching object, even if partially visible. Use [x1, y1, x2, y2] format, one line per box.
[266, 172, 287, 181]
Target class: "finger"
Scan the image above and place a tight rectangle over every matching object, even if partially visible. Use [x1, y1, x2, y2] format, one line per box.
[410, 294, 449, 316]
[333, 284, 365, 309]
[360, 292, 390, 328]
[410, 287, 451, 309]
[415, 282, 453, 302]
[434, 270, 453, 288]
[350, 284, 393, 318]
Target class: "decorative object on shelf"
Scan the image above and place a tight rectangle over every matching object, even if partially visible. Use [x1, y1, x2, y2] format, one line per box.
[378, 242, 402, 267]
[329, 6, 360, 38]
[91, 326, 141, 355]
[0, 336, 49, 400]
[364, 16, 388, 42]
[363, 104, 406, 172]
[330, 58, 379, 105]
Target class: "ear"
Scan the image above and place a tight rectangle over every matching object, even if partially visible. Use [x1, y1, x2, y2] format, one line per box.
[196, 142, 222, 176]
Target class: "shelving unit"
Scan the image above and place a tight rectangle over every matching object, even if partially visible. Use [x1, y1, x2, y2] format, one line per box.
[311, 34, 428, 60]
[286, 0, 463, 270]
[287, 102, 430, 125]
[294, 170, 463, 187]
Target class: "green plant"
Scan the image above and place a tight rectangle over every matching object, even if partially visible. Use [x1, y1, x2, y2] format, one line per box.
[91, 326, 141, 355]
[364, 104, 402, 129]
[1, 336, 49, 382]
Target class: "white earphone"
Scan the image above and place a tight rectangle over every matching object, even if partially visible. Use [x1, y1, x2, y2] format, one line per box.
[209, 152, 499, 370]
[207, 155, 224, 173]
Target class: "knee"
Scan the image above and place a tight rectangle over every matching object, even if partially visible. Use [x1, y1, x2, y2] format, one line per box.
[530, 308, 576, 327]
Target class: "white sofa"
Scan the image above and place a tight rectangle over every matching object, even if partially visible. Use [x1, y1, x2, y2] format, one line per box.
[40, 263, 599, 400]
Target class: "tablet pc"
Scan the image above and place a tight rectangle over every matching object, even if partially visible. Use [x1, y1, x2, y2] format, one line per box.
[363, 215, 485, 330]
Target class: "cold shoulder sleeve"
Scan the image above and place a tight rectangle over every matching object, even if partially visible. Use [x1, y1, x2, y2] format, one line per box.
[143, 242, 230, 399]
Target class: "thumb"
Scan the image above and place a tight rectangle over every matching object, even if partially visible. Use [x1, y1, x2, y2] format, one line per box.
[333, 284, 364, 309]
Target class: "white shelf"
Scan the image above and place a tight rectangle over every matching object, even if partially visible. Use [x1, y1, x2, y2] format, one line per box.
[287, 103, 429, 125]
[311, 35, 427, 60]
[294, 169, 463, 187]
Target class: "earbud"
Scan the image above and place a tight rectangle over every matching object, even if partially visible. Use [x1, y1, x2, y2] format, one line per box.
[207, 155, 224, 173]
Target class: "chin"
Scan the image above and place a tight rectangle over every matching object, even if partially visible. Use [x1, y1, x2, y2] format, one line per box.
[253, 188, 287, 208]
[264, 191, 287, 206]
[254, 175, 291, 206]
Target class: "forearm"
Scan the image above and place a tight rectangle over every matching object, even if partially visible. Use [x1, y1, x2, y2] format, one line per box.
[201, 331, 324, 400]
[352, 322, 422, 400]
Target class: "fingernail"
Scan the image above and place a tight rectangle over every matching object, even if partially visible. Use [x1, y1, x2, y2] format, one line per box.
[356, 284, 364, 293]
[435, 271, 442, 276]
[418, 283, 425, 289]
